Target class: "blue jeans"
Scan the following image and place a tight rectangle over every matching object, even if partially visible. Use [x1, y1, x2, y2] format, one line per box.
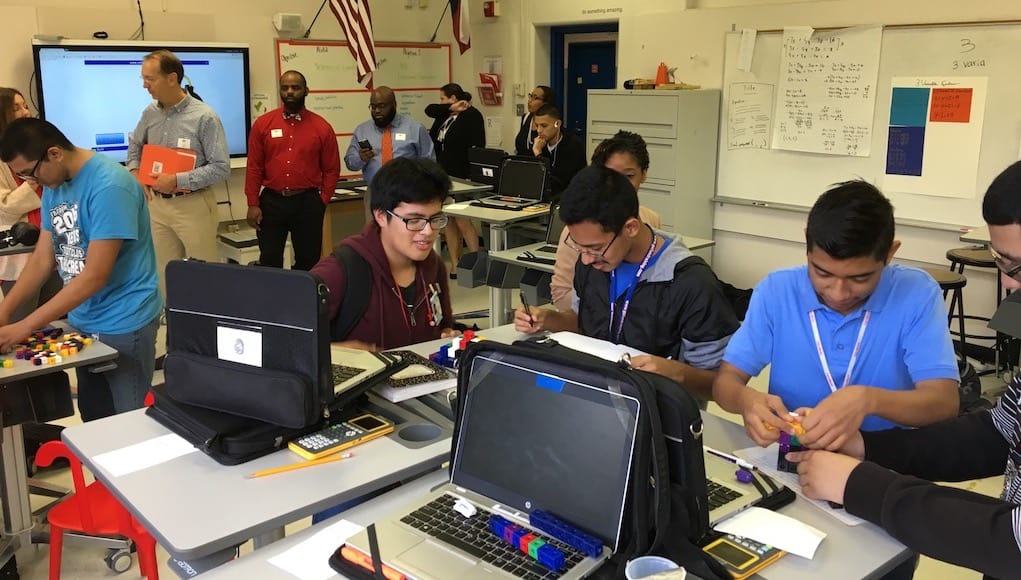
[76, 315, 159, 422]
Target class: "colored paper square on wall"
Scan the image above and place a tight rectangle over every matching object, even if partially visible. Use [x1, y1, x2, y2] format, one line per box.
[889, 87, 930, 127]
[886, 126, 925, 176]
[929, 88, 973, 123]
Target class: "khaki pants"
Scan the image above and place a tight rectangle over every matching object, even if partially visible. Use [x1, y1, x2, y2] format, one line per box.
[149, 188, 218, 298]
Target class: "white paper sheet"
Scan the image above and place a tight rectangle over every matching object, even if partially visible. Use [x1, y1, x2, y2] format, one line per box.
[737, 28, 757, 72]
[715, 506, 826, 559]
[734, 445, 866, 526]
[268, 519, 364, 580]
[93, 434, 198, 477]
[728, 82, 774, 150]
[446, 202, 471, 210]
[772, 25, 882, 157]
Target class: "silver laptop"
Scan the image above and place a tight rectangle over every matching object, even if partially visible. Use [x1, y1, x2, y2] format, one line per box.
[516, 207, 566, 265]
[329, 345, 398, 396]
[704, 452, 767, 525]
[345, 353, 641, 579]
[474, 158, 549, 211]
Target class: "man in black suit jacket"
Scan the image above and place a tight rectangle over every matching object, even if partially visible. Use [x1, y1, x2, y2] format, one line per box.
[531, 104, 587, 197]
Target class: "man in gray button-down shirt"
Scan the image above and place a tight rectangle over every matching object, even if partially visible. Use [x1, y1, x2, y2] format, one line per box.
[126, 49, 229, 297]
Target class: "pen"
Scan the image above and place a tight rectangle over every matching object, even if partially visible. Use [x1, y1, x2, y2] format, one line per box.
[519, 291, 535, 327]
[704, 446, 758, 472]
[244, 452, 354, 479]
[340, 545, 407, 580]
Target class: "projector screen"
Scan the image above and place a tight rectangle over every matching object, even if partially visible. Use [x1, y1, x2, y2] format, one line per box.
[32, 41, 251, 164]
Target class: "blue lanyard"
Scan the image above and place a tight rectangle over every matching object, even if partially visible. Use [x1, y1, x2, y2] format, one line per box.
[608, 225, 658, 343]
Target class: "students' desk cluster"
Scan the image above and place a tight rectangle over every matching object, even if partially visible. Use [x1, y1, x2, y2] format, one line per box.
[59, 325, 912, 579]
[0, 322, 118, 570]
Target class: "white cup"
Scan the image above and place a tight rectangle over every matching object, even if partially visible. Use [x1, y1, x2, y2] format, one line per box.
[624, 555, 686, 579]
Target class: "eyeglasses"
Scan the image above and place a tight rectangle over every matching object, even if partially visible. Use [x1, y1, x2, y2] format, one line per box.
[386, 210, 448, 232]
[990, 247, 1021, 281]
[14, 157, 44, 182]
[565, 231, 619, 261]
[527, 93, 544, 101]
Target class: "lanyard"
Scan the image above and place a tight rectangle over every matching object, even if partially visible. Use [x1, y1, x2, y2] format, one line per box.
[391, 268, 437, 329]
[608, 226, 658, 343]
[809, 309, 871, 393]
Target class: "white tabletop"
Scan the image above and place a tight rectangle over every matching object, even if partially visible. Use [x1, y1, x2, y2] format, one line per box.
[960, 225, 990, 245]
[200, 413, 908, 579]
[487, 235, 718, 274]
[444, 201, 551, 228]
[0, 322, 119, 381]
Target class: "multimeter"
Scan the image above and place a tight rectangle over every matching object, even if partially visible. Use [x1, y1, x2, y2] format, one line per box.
[288, 414, 394, 460]
[703, 533, 785, 579]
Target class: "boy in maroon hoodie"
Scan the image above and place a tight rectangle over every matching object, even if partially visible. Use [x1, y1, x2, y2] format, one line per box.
[312, 156, 458, 349]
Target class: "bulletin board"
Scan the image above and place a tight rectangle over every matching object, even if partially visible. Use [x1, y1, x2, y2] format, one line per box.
[718, 22, 1021, 227]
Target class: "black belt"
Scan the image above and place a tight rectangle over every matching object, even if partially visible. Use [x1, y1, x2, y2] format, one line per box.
[264, 187, 319, 197]
[153, 187, 207, 199]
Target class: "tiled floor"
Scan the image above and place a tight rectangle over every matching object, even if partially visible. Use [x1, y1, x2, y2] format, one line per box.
[7, 281, 993, 578]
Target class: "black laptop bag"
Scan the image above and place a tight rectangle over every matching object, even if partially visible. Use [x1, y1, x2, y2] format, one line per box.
[455, 338, 730, 580]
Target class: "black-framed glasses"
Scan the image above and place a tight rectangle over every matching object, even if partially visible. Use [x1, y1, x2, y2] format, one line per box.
[990, 247, 1021, 281]
[565, 230, 619, 261]
[386, 210, 448, 232]
[527, 93, 544, 101]
[14, 157, 44, 182]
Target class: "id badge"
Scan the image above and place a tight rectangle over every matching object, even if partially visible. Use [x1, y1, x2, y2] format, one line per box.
[1002, 448, 1021, 500]
[428, 284, 442, 327]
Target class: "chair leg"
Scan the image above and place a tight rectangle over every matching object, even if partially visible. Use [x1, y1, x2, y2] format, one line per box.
[136, 535, 159, 580]
[48, 524, 63, 580]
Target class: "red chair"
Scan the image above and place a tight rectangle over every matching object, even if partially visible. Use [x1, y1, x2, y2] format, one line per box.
[35, 441, 159, 580]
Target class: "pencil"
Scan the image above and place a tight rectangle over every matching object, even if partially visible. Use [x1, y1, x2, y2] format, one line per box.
[519, 291, 535, 326]
[245, 452, 354, 479]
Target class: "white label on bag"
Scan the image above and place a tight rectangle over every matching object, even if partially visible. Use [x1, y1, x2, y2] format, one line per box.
[216, 324, 263, 367]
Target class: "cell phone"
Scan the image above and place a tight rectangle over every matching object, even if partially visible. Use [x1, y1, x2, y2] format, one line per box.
[358, 139, 372, 150]
[288, 413, 395, 460]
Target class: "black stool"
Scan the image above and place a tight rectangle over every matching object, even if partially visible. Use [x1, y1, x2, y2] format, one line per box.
[922, 267, 968, 361]
[946, 246, 1008, 373]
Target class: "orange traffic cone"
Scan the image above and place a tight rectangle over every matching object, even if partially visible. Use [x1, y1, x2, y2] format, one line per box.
[655, 62, 669, 86]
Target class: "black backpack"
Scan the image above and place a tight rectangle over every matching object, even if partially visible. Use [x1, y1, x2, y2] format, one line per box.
[456, 338, 730, 579]
[329, 245, 373, 342]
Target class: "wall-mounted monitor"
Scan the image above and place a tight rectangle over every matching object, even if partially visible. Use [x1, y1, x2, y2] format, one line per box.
[32, 40, 251, 165]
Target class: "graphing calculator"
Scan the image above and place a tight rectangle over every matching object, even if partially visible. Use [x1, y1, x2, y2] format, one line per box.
[288, 414, 395, 460]
[703, 533, 785, 579]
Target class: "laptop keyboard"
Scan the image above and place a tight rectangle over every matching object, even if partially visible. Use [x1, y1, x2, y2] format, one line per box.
[400, 494, 587, 579]
[332, 364, 366, 386]
[706, 479, 743, 510]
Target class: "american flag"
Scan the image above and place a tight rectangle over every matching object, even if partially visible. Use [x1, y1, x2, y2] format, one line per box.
[329, 0, 377, 84]
[450, 0, 471, 55]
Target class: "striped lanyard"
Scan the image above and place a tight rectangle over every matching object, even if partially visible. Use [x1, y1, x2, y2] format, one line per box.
[809, 309, 871, 393]
[608, 226, 658, 343]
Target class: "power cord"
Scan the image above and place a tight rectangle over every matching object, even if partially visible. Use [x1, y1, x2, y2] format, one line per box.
[129, 0, 145, 40]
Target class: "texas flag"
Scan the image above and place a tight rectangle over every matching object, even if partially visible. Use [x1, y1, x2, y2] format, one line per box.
[451, 0, 471, 54]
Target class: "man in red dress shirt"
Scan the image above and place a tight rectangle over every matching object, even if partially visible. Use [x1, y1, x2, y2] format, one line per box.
[245, 70, 341, 270]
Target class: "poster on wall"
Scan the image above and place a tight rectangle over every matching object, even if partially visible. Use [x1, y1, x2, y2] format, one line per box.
[728, 82, 774, 150]
[771, 25, 882, 157]
[883, 77, 987, 198]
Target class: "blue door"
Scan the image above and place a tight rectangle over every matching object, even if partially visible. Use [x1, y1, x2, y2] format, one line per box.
[565, 41, 616, 143]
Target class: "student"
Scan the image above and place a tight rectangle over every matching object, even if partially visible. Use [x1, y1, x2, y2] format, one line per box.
[515, 85, 554, 156]
[245, 70, 340, 270]
[311, 157, 458, 350]
[0, 118, 162, 421]
[529, 104, 587, 197]
[789, 162, 1021, 579]
[424, 83, 484, 277]
[550, 130, 662, 312]
[712, 180, 959, 451]
[514, 165, 738, 399]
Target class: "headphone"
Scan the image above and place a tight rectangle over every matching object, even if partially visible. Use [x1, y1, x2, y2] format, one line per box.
[554, 121, 560, 128]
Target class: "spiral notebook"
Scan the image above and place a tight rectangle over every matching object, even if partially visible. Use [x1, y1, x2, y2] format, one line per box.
[372, 350, 456, 403]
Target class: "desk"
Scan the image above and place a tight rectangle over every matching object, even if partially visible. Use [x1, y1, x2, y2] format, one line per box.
[62, 399, 454, 566]
[0, 245, 34, 258]
[323, 190, 367, 256]
[0, 324, 118, 568]
[444, 203, 551, 325]
[960, 225, 990, 246]
[198, 413, 909, 579]
[489, 235, 719, 276]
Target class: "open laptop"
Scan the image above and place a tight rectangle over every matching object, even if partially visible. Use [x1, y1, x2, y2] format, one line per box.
[473, 157, 549, 211]
[516, 206, 566, 265]
[468, 147, 508, 187]
[344, 352, 640, 579]
[329, 345, 401, 397]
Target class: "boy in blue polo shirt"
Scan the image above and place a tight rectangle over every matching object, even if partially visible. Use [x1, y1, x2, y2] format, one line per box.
[713, 180, 959, 451]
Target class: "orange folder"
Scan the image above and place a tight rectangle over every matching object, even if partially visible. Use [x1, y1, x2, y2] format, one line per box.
[137, 144, 197, 187]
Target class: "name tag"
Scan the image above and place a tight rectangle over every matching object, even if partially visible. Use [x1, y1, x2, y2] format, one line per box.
[270, 129, 283, 138]
[395, 132, 407, 142]
[177, 137, 191, 149]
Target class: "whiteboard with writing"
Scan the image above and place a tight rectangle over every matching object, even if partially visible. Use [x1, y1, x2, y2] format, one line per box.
[275, 40, 451, 134]
[719, 23, 1021, 226]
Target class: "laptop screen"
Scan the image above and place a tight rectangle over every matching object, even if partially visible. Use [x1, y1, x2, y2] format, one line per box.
[498, 158, 548, 199]
[468, 147, 507, 187]
[546, 205, 566, 244]
[452, 354, 639, 550]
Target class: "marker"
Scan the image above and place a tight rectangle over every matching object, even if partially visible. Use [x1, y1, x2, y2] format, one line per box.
[340, 545, 407, 580]
[244, 452, 353, 479]
[704, 446, 758, 472]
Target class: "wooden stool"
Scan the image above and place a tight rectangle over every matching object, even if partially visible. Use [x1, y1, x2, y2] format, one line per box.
[922, 268, 968, 361]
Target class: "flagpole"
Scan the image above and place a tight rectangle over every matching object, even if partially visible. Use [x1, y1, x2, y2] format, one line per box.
[304, 0, 330, 39]
[428, 0, 451, 42]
